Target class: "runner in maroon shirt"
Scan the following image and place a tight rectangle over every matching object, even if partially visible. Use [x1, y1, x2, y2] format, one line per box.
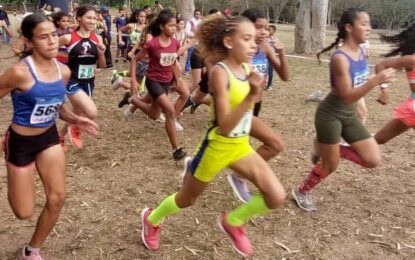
[127, 9, 188, 160]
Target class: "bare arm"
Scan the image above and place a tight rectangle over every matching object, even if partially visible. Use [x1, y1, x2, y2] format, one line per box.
[210, 65, 262, 136]
[96, 34, 106, 68]
[332, 55, 395, 105]
[261, 41, 289, 81]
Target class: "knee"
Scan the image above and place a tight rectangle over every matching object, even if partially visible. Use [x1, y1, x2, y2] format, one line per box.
[46, 190, 66, 212]
[85, 106, 97, 120]
[164, 108, 176, 118]
[267, 136, 284, 154]
[14, 207, 35, 220]
[363, 155, 381, 168]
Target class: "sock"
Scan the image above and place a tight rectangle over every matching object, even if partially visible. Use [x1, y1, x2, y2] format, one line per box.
[139, 76, 146, 93]
[226, 193, 271, 227]
[148, 193, 180, 226]
[340, 145, 366, 167]
[25, 245, 40, 256]
[298, 164, 328, 193]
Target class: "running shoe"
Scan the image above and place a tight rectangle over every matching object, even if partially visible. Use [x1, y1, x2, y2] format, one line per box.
[173, 147, 187, 160]
[175, 120, 184, 131]
[190, 103, 201, 114]
[123, 107, 133, 121]
[265, 85, 273, 91]
[112, 76, 123, 91]
[110, 70, 118, 85]
[181, 97, 193, 112]
[155, 113, 166, 123]
[118, 92, 131, 108]
[141, 208, 161, 250]
[227, 173, 251, 203]
[180, 156, 193, 184]
[217, 212, 253, 257]
[292, 187, 317, 212]
[68, 125, 83, 149]
[21, 245, 43, 260]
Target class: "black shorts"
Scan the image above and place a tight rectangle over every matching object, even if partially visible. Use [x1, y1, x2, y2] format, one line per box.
[190, 48, 204, 70]
[146, 79, 171, 100]
[199, 71, 209, 94]
[4, 124, 60, 167]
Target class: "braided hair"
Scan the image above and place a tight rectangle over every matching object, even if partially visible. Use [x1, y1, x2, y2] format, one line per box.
[317, 8, 364, 60]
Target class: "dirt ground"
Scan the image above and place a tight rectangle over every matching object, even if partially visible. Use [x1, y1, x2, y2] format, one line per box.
[0, 18, 415, 260]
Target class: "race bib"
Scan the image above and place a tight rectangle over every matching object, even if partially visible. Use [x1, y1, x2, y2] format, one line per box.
[252, 63, 268, 75]
[228, 111, 253, 137]
[160, 53, 177, 67]
[30, 98, 63, 125]
[78, 64, 95, 79]
[353, 69, 369, 88]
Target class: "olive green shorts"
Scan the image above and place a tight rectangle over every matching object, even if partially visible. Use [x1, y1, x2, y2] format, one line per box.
[315, 94, 371, 144]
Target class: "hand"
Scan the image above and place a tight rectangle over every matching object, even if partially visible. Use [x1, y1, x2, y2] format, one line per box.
[374, 68, 396, 86]
[74, 116, 99, 137]
[273, 38, 284, 51]
[248, 71, 266, 102]
[376, 88, 389, 105]
[119, 40, 125, 47]
[127, 51, 134, 59]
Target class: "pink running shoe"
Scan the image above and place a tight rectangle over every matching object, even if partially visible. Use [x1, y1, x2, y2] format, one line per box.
[21, 246, 43, 260]
[68, 125, 83, 149]
[141, 208, 161, 250]
[217, 212, 253, 257]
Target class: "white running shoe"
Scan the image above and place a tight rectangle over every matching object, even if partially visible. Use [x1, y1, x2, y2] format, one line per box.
[155, 114, 166, 123]
[175, 120, 184, 131]
[123, 107, 133, 121]
[112, 76, 123, 91]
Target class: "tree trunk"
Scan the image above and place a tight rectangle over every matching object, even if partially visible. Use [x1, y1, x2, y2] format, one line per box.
[294, 0, 311, 53]
[295, 0, 328, 54]
[175, 0, 195, 23]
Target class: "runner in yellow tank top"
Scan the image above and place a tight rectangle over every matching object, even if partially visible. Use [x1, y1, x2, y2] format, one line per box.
[139, 14, 286, 257]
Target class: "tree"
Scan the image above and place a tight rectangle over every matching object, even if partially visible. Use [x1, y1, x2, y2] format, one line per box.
[176, 0, 195, 22]
[294, 0, 328, 54]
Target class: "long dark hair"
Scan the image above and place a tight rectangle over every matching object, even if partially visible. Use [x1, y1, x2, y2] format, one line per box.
[382, 23, 415, 57]
[317, 8, 365, 60]
[148, 9, 175, 36]
[76, 5, 96, 31]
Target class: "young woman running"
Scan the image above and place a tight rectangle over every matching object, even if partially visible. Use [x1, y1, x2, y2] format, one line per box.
[227, 8, 289, 203]
[59, 5, 106, 150]
[374, 24, 415, 145]
[292, 8, 395, 212]
[0, 13, 98, 260]
[52, 11, 71, 64]
[125, 9, 188, 160]
[140, 14, 286, 257]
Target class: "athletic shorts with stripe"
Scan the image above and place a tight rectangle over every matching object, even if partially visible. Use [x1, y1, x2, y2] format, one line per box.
[189, 127, 255, 183]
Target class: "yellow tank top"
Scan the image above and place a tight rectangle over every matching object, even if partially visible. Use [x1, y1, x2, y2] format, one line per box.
[208, 62, 253, 141]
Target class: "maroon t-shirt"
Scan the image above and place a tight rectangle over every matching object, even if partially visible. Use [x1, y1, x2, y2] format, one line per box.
[144, 36, 180, 83]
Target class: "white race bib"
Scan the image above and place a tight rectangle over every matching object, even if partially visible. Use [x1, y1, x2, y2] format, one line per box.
[30, 98, 62, 124]
[252, 63, 268, 75]
[228, 111, 253, 137]
[353, 70, 369, 88]
[159, 53, 177, 67]
[78, 64, 95, 79]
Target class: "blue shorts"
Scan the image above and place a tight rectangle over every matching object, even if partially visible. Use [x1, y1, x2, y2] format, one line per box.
[66, 79, 95, 97]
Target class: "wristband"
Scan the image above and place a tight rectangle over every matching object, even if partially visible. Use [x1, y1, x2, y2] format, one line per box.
[380, 83, 389, 89]
[411, 92, 415, 99]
